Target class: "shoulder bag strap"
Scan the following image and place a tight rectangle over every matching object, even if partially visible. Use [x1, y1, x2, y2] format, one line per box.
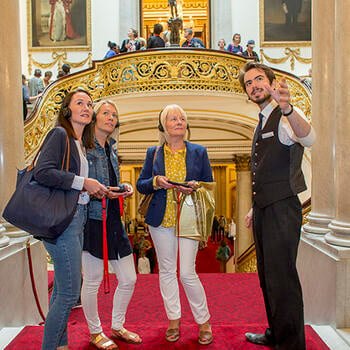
[61, 133, 70, 172]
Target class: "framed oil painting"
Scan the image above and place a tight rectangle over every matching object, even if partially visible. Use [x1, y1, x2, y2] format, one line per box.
[28, 0, 91, 51]
[260, 0, 311, 47]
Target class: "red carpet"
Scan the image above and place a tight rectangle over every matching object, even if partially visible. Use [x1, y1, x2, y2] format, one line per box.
[6, 273, 329, 349]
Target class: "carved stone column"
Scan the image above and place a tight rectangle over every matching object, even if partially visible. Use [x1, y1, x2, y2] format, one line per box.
[0, 0, 26, 242]
[233, 155, 253, 264]
[118, 0, 139, 44]
[210, 0, 233, 48]
[325, 0, 350, 247]
[302, 0, 335, 237]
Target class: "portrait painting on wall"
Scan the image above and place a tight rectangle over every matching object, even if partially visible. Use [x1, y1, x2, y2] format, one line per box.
[260, 0, 311, 46]
[28, 0, 91, 51]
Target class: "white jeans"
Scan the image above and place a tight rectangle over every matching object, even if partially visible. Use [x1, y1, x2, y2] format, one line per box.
[81, 251, 137, 334]
[149, 225, 210, 324]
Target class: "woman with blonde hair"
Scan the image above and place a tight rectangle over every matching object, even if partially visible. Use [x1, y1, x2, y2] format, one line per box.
[137, 104, 214, 345]
[81, 100, 141, 349]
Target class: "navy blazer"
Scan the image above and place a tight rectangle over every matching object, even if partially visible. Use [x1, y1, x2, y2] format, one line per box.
[34, 127, 81, 197]
[136, 141, 213, 227]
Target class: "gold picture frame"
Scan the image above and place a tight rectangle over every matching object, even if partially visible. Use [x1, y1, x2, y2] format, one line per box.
[27, 0, 91, 51]
[259, 0, 311, 47]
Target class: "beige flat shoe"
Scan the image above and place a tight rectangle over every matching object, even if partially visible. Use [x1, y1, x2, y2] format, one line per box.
[90, 332, 118, 350]
[111, 327, 142, 344]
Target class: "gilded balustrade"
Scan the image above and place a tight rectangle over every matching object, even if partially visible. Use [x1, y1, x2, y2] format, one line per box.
[24, 49, 311, 162]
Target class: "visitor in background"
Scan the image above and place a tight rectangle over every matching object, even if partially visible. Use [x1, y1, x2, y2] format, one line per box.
[218, 215, 227, 241]
[217, 39, 226, 51]
[227, 218, 236, 244]
[81, 100, 141, 348]
[242, 40, 260, 61]
[226, 33, 243, 55]
[62, 63, 71, 75]
[138, 249, 151, 274]
[181, 28, 205, 48]
[22, 74, 42, 120]
[139, 37, 147, 50]
[57, 70, 65, 79]
[301, 67, 312, 90]
[216, 239, 231, 273]
[120, 28, 141, 53]
[147, 23, 166, 49]
[43, 71, 53, 87]
[104, 41, 120, 59]
[211, 215, 219, 242]
[28, 69, 44, 97]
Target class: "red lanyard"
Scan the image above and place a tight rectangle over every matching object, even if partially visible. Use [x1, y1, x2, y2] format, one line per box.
[176, 191, 180, 277]
[119, 196, 123, 216]
[186, 40, 191, 47]
[102, 197, 110, 294]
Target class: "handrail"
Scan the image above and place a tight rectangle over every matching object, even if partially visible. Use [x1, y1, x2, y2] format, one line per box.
[23, 48, 312, 163]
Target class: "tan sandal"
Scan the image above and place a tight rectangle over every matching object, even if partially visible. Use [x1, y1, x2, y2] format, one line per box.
[90, 332, 118, 350]
[165, 327, 180, 342]
[111, 327, 142, 344]
[198, 330, 213, 345]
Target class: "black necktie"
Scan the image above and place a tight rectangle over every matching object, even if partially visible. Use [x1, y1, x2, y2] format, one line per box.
[252, 113, 264, 146]
[256, 113, 264, 134]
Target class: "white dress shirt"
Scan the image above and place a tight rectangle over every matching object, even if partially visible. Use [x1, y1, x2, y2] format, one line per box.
[260, 100, 315, 147]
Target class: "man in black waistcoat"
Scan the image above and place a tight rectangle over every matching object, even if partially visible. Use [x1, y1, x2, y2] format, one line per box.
[238, 62, 315, 350]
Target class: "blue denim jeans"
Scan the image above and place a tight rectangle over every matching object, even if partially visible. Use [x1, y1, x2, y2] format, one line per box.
[41, 204, 87, 350]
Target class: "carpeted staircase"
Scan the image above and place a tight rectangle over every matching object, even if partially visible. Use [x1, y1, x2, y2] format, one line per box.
[6, 273, 329, 349]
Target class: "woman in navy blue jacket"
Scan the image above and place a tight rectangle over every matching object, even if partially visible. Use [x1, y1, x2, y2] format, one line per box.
[136, 104, 213, 345]
[81, 100, 141, 349]
[34, 89, 108, 350]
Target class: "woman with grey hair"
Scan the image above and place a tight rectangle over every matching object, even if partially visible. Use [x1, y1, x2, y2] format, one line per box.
[137, 104, 213, 345]
[81, 100, 142, 349]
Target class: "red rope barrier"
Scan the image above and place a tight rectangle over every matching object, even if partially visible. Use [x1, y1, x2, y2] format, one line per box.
[102, 197, 110, 294]
[26, 240, 46, 324]
[176, 191, 180, 278]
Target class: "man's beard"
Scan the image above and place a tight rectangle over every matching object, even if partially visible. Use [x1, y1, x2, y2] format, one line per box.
[250, 89, 271, 106]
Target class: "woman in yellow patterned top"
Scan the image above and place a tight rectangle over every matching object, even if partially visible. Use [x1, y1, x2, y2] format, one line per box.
[137, 104, 214, 345]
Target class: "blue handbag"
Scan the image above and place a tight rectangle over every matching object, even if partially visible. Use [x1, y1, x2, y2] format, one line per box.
[3, 132, 78, 240]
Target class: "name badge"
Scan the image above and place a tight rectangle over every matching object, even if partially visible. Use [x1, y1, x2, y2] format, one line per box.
[262, 131, 274, 139]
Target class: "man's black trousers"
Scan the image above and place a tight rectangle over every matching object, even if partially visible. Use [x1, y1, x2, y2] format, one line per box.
[253, 196, 305, 350]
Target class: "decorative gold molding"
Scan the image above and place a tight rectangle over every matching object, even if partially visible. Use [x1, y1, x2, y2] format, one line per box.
[24, 49, 311, 163]
[236, 244, 257, 273]
[28, 52, 92, 75]
[260, 48, 312, 71]
[233, 154, 251, 172]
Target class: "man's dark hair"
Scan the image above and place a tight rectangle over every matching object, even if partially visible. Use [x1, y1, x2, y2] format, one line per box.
[62, 63, 71, 74]
[34, 69, 42, 77]
[239, 61, 276, 92]
[153, 23, 163, 35]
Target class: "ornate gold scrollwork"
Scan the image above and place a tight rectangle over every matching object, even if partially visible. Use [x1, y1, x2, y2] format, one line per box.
[28, 52, 93, 76]
[24, 50, 311, 163]
[260, 48, 312, 71]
